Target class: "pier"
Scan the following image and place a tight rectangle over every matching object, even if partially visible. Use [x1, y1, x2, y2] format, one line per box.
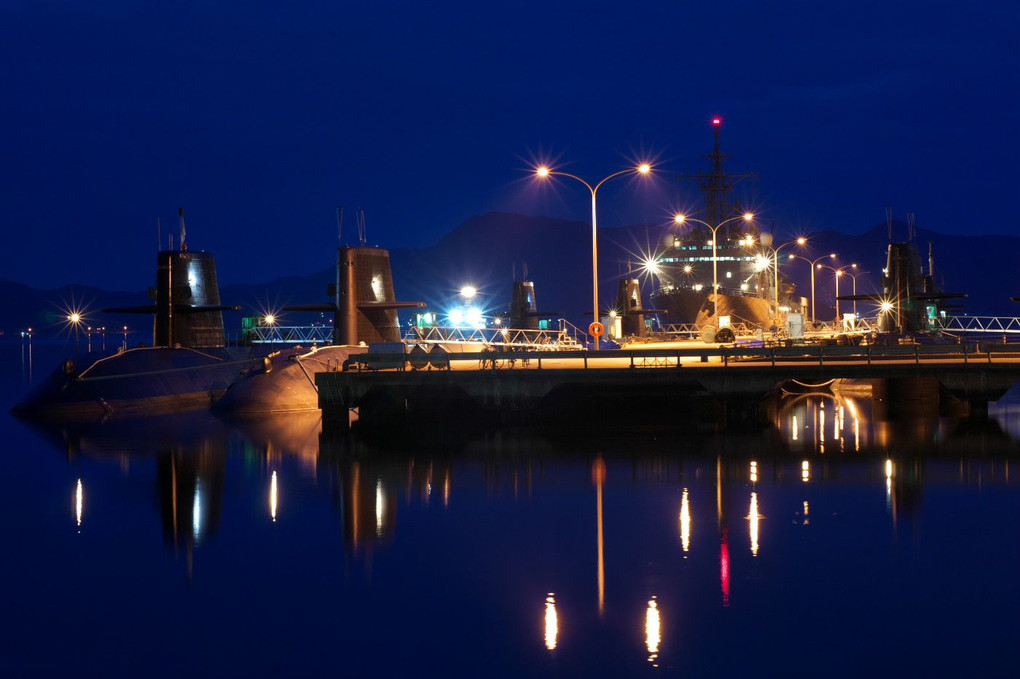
[316, 342, 1020, 432]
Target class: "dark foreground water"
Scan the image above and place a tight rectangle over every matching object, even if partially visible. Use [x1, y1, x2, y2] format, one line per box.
[2, 339, 1020, 677]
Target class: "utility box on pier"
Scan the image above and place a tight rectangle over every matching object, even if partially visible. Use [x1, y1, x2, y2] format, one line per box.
[787, 313, 804, 338]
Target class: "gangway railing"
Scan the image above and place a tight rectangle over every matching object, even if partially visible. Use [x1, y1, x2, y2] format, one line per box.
[248, 325, 333, 344]
[934, 316, 1020, 334]
[405, 325, 580, 349]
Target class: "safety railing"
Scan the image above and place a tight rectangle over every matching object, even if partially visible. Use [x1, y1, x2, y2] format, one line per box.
[247, 325, 333, 344]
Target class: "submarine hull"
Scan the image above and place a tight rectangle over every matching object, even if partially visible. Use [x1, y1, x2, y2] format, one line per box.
[12, 347, 265, 422]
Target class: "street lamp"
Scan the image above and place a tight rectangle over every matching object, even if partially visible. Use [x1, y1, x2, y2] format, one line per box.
[673, 212, 755, 326]
[759, 236, 806, 319]
[816, 263, 856, 322]
[788, 253, 836, 325]
[68, 312, 82, 353]
[834, 266, 866, 319]
[536, 163, 652, 348]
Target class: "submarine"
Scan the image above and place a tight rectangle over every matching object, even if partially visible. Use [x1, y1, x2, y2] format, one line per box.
[838, 238, 965, 336]
[213, 224, 424, 416]
[12, 210, 267, 421]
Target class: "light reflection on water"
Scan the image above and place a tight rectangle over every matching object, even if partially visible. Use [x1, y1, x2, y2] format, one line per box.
[5, 379, 1020, 676]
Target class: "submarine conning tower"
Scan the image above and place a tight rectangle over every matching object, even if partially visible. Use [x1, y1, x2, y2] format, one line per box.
[155, 249, 227, 347]
[337, 246, 402, 344]
[509, 280, 540, 330]
[616, 277, 647, 338]
[880, 242, 929, 334]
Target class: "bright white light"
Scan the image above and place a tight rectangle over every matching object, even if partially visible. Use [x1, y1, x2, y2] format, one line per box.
[375, 480, 386, 536]
[75, 479, 83, 528]
[536, 166, 550, 177]
[193, 481, 203, 542]
[448, 308, 465, 326]
[545, 594, 558, 650]
[643, 259, 661, 275]
[749, 491, 760, 556]
[270, 470, 278, 522]
[637, 163, 652, 174]
[679, 488, 691, 554]
[465, 307, 484, 329]
[460, 285, 477, 299]
[645, 598, 661, 661]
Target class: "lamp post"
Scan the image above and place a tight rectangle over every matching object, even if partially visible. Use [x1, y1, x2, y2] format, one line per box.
[835, 267, 865, 319]
[265, 314, 276, 348]
[816, 263, 856, 322]
[673, 212, 755, 327]
[788, 253, 836, 325]
[759, 236, 807, 319]
[68, 312, 82, 354]
[536, 163, 652, 348]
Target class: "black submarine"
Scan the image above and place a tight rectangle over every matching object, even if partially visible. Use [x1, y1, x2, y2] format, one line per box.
[213, 215, 424, 416]
[838, 216, 965, 336]
[12, 211, 267, 420]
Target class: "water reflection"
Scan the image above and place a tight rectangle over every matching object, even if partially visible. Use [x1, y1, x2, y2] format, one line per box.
[12, 380, 1020, 676]
[679, 488, 690, 555]
[74, 477, 83, 530]
[544, 594, 558, 651]
[645, 597, 660, 666]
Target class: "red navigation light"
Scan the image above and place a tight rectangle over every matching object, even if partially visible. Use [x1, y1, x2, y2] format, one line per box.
[711, 117, 721, 126]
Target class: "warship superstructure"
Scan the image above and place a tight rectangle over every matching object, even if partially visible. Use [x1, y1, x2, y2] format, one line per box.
[650, 120, 800, 329]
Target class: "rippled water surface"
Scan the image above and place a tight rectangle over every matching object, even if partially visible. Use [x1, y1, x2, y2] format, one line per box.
[2, 340, 1019, 677]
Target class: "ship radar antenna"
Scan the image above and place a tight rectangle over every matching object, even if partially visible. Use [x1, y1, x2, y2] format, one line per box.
[357, 208, 367, 245]
[336, 206, 343, 245]
[178, 207, 187, 252]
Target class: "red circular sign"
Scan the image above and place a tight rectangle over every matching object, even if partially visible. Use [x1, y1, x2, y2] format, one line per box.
[588, 321, 605, 338]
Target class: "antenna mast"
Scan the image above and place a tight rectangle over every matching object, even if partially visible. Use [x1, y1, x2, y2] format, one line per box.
[336, 206, 343, 244]
[178, 207, 187, 252]
[357, 208, 367, 245]
[675, 117, 757, 226]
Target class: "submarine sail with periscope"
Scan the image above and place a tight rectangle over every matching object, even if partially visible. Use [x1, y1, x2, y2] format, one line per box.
[12, 211, 267, 421]
[837, 229, 966, 336]
[213, 235, 425, 417]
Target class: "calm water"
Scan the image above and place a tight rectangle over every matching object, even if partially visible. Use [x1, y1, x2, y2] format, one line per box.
[2, 339, 1020, 677]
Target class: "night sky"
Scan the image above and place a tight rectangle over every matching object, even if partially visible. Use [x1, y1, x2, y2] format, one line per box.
[2, 1, 1016, 291]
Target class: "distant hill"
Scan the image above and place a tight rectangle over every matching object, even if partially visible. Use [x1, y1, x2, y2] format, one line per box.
[2, 212, 1017, 337]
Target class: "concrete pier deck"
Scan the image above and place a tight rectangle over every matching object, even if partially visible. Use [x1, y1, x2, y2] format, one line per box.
[316, 343, 1020, 431]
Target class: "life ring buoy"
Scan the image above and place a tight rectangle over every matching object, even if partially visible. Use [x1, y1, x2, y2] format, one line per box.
[588, 322, 604, 338]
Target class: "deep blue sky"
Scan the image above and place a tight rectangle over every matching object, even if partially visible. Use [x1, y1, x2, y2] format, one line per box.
[2, 1, 1016, 290]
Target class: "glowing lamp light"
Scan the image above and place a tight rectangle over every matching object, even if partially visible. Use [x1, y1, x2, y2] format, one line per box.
[459, 285, 477, 299]
[673, 213, 686, 225]
[712, 117, 721, 125]
[264, 314, 276, 325]
[465, 307, 484, 328]
[643, 258, 661, 275]
[880, 300, 894, 313]
[637, 163, 652, 174]
[743, 212, 755, 222]
[796, 237, 807, 245]
[68, 313, 81, 324]
[536, 166, 550, 177]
